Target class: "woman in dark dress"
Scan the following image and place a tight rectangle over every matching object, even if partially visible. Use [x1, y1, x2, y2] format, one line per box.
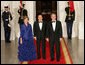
[18, 16, 37, 63]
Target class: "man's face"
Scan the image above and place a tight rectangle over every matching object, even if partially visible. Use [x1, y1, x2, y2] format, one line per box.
[38, 15, 43, 22]
[51, 14, 56, 20]
[4, 8, 8, 11]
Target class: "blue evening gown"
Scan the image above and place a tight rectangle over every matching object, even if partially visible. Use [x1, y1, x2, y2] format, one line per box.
[18, 22, 37, 61]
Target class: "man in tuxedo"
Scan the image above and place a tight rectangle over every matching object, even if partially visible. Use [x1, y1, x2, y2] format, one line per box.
[33, 14, 46, 59]
[46, 13, 62, 61]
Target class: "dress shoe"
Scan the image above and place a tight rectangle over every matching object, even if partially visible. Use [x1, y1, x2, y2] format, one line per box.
[5, 41, 11, 43]
[8, 40, 11, 43]
[69, 37, 72, 39]
[68, 36, 72, 39]
[37, 57, 41, 59]
[43, 57, 46, 60]
[57, 59, 60, 62]
[51, 58, 54, 61]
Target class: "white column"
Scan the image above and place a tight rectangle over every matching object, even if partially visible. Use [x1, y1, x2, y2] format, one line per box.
[58, 1, 68, 37]
[25, 1, 36, 29]
[12, 1, 20, 39]
[57, 1, 59, 20]
[78, 1, 84, 39]
[9, 1, 15, 40]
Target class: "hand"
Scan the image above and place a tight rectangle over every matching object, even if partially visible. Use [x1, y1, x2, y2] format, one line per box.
[20, 38, 22, 44]
[46, 38, 49, 42]
[71, 15, 73, 16]
[60, 38, 62, 41]
[8, 24, 11, 27]
[34, 37, 37, 40]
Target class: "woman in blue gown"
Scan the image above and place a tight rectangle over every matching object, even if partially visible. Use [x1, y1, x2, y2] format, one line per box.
[18, 16, 37, 62]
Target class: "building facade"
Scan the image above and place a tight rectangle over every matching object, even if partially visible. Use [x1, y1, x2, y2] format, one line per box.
[1, 1, 84, 40]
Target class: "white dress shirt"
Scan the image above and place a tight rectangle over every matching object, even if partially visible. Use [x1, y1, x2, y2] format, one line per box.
[39, 21, 43, 30]
[52, 20, 56, 31]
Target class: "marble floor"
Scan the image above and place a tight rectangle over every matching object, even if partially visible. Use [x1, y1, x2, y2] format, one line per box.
[64, 38, 84, 64]
[1, 37, 84, 64]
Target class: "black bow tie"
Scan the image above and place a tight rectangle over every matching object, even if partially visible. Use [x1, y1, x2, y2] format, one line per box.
[52, 21, 56, 23]
[39, 21, 43, 23]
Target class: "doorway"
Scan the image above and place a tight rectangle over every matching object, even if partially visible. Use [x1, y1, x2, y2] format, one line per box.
[36, 1, 57, 22]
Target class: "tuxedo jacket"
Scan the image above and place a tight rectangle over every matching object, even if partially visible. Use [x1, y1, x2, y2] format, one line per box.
[33, 21, 46, 39]
[46, 20, 63, 40]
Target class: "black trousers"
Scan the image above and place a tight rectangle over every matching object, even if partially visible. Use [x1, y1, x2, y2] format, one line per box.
[36, 37, 46, 59]
[4, 27, 11, 42]
[66, 22, 73, 38]
[49, 38, 61, 60]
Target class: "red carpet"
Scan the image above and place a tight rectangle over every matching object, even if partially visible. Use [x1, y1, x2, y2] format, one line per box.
[21, 38, 73, 64]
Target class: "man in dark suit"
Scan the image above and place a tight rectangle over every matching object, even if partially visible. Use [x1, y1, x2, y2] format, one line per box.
[46, 13, 62, 61]
[2, 6, 13, 43]
[18, 4, 28, 26]
[65, 2, 75, 39]
[33, 14, 46, 59]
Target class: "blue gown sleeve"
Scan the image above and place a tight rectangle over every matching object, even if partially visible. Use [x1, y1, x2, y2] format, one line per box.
[20, 25, 23, 38]
[29, 24, 33, 37]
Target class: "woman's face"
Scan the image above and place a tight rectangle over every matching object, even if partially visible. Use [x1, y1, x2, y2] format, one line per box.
[24, 18, 28, 23]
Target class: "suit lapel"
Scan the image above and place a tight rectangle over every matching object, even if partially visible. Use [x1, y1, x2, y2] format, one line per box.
[50, 21, 53, 32]
[55, 21, 58, 32]
[42, 21, 44, 31]
[38, 21, 43, 31]
[55, 21, 57, 31]
[37, 21, 40, 31]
